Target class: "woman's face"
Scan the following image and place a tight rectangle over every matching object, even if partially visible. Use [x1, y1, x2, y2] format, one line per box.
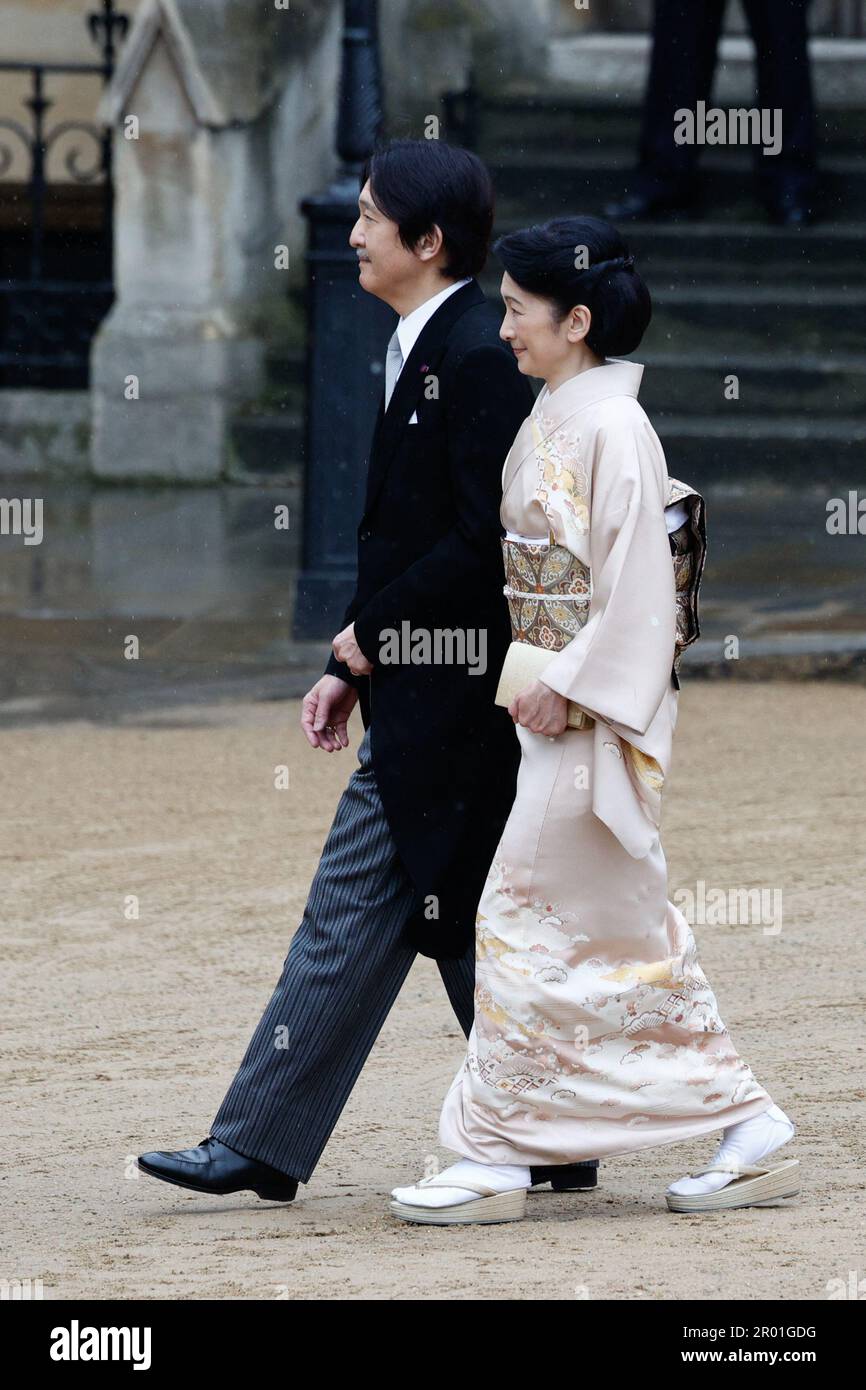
[499, 271, 586, 382]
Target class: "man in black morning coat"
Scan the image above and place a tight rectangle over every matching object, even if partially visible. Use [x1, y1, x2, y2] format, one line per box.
[138, 140, 598, 1203]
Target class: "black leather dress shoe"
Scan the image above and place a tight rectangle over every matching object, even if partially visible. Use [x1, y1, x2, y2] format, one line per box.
[137, 1136, 298, 1201]
[529, 1162, 598, 1192]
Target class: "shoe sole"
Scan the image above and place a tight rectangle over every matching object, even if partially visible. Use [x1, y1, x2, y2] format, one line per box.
[529, 1179, 597, 1193]
[136, 1158, 296, 1203]
[665, 1159, 800, 1213]
[389, 1189, 526, 1225]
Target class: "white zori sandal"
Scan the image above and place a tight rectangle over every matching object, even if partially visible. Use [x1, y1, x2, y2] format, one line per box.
[390, 1173, 527, 1225]
[666, 1103, 799, 1213]
[665, 1158, 800, 1213]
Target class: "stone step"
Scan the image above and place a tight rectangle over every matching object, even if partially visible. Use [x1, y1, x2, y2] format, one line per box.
[644, 285, 866, 354]
[651, 414, 866, 487]
[455, 94, 866, 156]
[490, 213, 866, 284]
[486, 151, 866, 220]
[633, 354, 866, 418]
[543, 32, 866, 111]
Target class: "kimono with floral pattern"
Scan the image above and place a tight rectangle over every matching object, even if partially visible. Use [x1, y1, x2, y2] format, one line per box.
[437, 359, 773, 1165]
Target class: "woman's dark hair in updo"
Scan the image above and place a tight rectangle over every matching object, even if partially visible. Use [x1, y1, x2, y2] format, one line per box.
[493, 215, 651, 357]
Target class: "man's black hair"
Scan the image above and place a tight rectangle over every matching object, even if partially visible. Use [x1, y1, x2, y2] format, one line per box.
[361, 138, 494, 279]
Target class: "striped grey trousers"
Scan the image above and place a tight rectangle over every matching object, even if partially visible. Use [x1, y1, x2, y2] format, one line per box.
[210, 724, 476, 1184]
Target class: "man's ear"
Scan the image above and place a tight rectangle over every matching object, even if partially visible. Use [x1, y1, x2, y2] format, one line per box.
[414, 222, 445, 263]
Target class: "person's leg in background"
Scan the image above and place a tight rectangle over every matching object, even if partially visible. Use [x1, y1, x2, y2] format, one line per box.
[437, 950, 475, 1036]
[742, 0, 819, 223]
[606, 0, 727, 219]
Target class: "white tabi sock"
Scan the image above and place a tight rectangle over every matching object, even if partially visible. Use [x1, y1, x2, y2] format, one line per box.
[391, 1158, 531, 1208]
[667, 1102, 795, 1198]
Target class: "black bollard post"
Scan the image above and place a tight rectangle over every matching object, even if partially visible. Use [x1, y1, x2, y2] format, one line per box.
[294, 0, 396, 639]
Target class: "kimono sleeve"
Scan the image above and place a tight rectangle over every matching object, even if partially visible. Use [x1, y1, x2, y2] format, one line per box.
[538, 416, 676, 737]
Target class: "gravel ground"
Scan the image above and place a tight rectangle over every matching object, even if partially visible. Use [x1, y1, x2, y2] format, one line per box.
[3, 683, 863, 1300]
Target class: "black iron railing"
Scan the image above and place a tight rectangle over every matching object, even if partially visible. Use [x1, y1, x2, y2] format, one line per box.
[0, 1, 129, 388]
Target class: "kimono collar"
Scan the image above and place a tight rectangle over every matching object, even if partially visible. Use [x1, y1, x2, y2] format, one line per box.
[534, 358, 644, 419]
[501, 358, 645, 502]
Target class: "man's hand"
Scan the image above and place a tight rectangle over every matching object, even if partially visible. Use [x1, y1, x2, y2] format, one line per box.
[302, 675, 359, 752]
[332, 622, 374, 677]
[508, 679, 569, 737]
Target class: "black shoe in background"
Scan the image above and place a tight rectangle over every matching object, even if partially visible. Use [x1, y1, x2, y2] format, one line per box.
[604, 174, 700, 222]
[765, 189, 818, 226]
[530, 1162, 599, 1192]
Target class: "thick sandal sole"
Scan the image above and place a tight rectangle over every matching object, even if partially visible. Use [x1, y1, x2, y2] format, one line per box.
[389, 1188, 527, 1225]
[666, 1158, 800, 1213]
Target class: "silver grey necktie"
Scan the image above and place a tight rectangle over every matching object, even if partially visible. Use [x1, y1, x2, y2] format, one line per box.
[384, 329, 403, 411]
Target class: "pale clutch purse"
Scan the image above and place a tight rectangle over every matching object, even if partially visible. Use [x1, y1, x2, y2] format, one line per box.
[494, 640, 594, 731]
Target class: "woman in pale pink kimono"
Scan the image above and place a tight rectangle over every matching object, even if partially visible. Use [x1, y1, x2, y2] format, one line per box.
[390, 217, 798, 1224]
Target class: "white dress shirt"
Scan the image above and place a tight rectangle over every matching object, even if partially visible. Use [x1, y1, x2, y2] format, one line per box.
[392, 277, 472, 422]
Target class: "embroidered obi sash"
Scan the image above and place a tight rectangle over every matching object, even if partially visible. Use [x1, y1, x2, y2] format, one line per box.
[500, 476, 706, 686]
[666, 477, 707, 685]
[501, 534, 591, 653]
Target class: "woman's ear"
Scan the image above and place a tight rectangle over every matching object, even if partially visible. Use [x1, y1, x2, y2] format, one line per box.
[566, 303, 592, 345]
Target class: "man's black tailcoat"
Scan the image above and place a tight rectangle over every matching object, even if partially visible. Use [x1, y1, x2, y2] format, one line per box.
[324, 279, 535, 958]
